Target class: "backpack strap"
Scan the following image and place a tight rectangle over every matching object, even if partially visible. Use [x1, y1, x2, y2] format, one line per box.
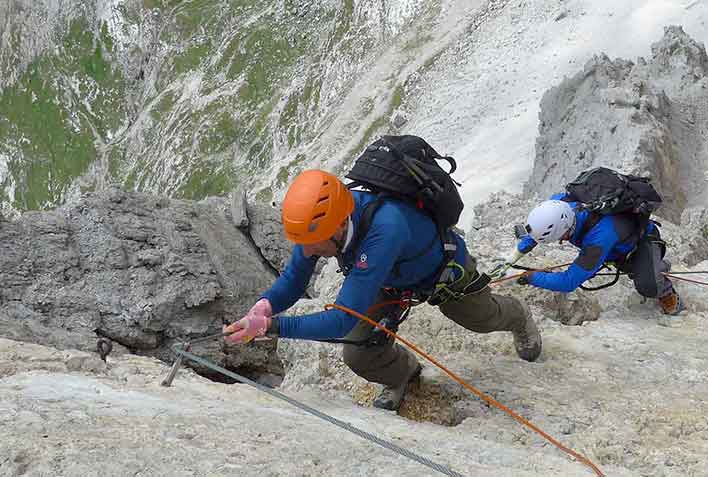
[635, 213, 652, 240]
[577, 212, 602, 243]
[422, 225, 458, 293]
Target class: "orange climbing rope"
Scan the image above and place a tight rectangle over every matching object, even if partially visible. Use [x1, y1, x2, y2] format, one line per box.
[489, 262, 574, 286]
[663, 272, 708, 287]
[325, 303, 606, 477]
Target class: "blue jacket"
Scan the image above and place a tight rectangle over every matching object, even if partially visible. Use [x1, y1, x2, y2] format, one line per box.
[262, 191, 467, 340]
[517, 193, 655, 293]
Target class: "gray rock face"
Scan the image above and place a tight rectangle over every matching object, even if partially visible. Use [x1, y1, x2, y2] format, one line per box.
[4, 338, 632, 477]
[547, 291, 602, 326]
[674, 206, 708, 266]
[229, 187, 249, 229]
[246, 201, 292, 273]
[528, 26, 708, 222]
[0, 187, 282, 375]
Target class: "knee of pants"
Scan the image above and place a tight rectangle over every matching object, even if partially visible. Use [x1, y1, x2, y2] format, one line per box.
[342, 344, 360, 369]
[439, 290, 526, 333]
[343, 343, 382, 373]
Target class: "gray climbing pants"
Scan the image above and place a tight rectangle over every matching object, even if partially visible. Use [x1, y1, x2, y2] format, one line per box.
[626, 229, 673, 298]
[342, 254, 529, 388]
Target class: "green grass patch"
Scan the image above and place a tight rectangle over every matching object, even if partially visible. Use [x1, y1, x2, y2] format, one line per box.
[150, 91, 176, 122]
[0, 16, 127, 210]
[255, 186, 273, 204]
[178, 163, 234, 200]
[275, 153, 308, 187]
[0, 64, 97, 209]
[173, 41, 212, 74]
[391, 84, 405, 110]
[199, 112, 240, 155]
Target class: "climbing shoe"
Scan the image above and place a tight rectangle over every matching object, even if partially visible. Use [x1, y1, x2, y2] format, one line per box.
[658, 289, 683, 315]
[512, 303, 542, 362]
[373, 363, 422, 411]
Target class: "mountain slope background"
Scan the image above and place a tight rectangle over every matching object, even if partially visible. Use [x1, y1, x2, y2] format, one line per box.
[2, 0, 708, 225]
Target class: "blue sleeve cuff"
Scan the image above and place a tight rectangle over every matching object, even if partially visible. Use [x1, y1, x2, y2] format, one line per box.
[278, 309, 359, 340]
[528, 263, 593, 293]
[261, 291, 289, 316]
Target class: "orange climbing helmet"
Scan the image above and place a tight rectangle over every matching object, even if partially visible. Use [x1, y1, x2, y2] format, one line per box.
[282, 170, 355, 244]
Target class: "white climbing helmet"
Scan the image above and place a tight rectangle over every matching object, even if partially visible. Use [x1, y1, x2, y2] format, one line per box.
[526, 200, 576, 244]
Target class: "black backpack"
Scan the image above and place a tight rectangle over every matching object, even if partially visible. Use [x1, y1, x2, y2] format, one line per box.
[563, 167, 663, 239]
[340, 135, 463, 286]
[345, 135, 464, 228]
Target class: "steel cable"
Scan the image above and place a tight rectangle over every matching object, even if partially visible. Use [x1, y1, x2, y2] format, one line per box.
[174, 348, 464, 477]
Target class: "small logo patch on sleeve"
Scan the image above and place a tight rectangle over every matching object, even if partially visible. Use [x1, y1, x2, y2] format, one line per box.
[355, 253, 368, 269]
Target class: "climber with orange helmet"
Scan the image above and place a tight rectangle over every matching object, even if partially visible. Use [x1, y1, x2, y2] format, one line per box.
[224, 169, 540, 411]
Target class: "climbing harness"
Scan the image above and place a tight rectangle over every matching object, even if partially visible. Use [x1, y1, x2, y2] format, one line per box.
[428, 261, 491, 306]
[319, 262, 493, 348]
[163, 346, 463, 477]
[326, 303, 606, 477]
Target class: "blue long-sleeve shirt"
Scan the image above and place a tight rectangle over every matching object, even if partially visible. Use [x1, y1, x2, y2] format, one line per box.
[517, 193, 654, 293]
[262, 191, 467, 340]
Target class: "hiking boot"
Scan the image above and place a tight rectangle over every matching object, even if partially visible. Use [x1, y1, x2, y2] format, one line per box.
[373, 363, 422, 411]
[512, 303, 542, 362]
[658, 289, 683, 315]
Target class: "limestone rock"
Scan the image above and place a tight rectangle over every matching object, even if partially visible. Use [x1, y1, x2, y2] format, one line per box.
[0, 187, 282, 375]
[527, 26, 708, 223]
[246, 200, 292, 273]
[229, 187, 250, 229]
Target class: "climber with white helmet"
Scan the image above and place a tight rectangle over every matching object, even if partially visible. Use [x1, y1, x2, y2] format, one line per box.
[491, 176, 682, 316]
